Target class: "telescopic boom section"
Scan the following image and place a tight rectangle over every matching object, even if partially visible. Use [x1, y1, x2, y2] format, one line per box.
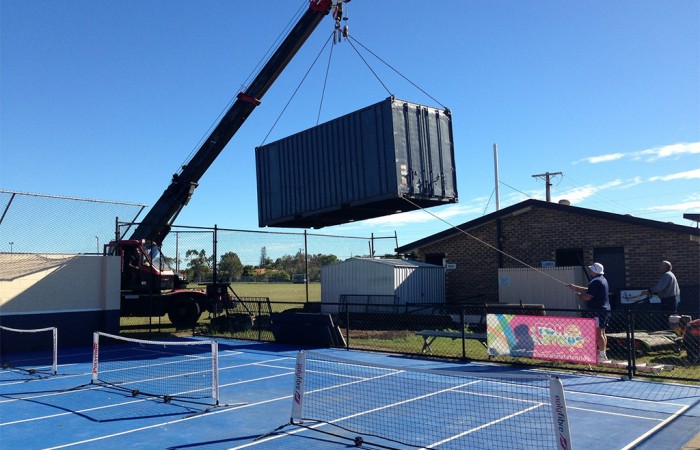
[130, 0, 335, 246]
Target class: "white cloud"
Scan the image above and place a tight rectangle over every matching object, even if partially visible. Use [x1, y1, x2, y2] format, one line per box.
[649, 168, 700, 182]
[618, 176, 644, 189]
[554, 179, 622, 204]
[580, 153, 625, 164]
[636, 142, 700, 162]
[576, 142, 700, 165]
[640, 199, 700, 212]
[361, 202, 486, 228]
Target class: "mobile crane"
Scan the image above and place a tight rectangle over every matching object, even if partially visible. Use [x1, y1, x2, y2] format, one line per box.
[106, 0, 346, 328]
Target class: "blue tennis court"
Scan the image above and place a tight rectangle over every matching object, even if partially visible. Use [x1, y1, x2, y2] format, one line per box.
[1, 338, 698, 449]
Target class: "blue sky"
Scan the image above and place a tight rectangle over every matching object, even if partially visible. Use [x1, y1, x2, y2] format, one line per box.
[2, 0, 699, 250]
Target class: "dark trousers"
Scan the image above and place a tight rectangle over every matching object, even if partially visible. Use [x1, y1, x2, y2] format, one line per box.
[660, 296, 677, 313]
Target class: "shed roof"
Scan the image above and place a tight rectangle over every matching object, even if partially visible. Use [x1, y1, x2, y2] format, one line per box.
[336, 257, 443, 269]
[396, 199, 700, 253]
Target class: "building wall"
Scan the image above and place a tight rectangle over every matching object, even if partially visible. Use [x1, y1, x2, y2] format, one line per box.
[321, 259, 395, 312]
[321, 258, 446, 313]
[394, 266, 446, 304]
[412, 206, 700, 309]
[0, 254, 121, 346]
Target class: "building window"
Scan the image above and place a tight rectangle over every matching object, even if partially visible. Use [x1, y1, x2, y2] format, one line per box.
[425, 252, 445, 266]
[556, 249, 584, 267]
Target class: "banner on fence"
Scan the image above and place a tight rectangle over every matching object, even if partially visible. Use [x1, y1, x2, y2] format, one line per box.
[487, 314, 598, 364]
[620, 289, 661, 305]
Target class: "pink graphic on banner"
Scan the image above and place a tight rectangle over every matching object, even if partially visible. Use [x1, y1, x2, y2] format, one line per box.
[487, 314, 598, 364]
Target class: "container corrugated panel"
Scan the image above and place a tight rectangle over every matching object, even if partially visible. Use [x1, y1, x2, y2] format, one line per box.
[320, 258, 445, 314]
[256, 97, 457, 228]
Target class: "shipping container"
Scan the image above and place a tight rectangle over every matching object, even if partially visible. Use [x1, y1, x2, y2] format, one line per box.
[256, 97, 457, 228]
[320, 258, 446, 314]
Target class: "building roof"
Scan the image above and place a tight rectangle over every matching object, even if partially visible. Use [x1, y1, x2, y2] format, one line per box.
[396, 199, 700, 253]
[341, 257, 442, 268]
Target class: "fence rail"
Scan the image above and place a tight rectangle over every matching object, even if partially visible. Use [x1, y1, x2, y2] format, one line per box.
[121, 300, 699, 383]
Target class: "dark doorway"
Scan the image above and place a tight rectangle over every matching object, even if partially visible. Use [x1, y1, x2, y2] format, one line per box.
[593, 247, 626, 306]
[425, 252, 445, 266]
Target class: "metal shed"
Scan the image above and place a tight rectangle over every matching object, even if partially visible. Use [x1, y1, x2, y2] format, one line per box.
[256, 97, 457, 228]
[321, 258, 446, 313]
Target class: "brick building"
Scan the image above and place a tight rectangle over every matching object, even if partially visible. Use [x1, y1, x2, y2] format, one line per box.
[396, 199, 700, 315]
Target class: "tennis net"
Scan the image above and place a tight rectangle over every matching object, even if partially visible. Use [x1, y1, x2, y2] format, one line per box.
[0, 326, 58, 377]
[290, 351, 572, 450]
[91, 332, 219, 405]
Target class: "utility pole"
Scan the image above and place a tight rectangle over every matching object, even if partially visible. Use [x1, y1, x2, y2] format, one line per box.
[531, 171, 562, 202]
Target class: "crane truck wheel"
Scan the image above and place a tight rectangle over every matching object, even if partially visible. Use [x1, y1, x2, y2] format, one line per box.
[168, 299, 201, 329]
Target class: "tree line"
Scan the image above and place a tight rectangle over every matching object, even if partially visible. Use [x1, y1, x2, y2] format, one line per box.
[182, 247, 339, 283]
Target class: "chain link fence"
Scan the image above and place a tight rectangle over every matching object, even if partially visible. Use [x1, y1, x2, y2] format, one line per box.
[0, 190, 146, 255]
[197, 301, 698, 383]
[116, 222, 398, 333]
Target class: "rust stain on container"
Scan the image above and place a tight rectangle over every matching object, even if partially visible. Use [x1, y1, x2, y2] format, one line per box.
[256, 97, 458, 228]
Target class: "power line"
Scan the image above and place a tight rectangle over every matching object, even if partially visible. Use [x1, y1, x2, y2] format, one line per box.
[531, 172, 562, 202]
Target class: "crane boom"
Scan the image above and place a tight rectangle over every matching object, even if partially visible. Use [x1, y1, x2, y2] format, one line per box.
[130, 0, 336, 246]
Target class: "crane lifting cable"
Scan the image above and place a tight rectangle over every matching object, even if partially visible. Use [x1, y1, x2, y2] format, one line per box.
[175, 0, 311, 176]
[400, 196, 571, 288]
[259, 30, 336, 147]
[346, 35, 447, 109]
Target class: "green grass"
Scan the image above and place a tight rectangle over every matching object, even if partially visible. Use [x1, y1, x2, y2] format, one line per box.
[231, 282, 320, 302]
[187, 282, 320, 302]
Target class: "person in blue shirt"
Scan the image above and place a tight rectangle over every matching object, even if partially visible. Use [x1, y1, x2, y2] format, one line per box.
[568, 263, 611, 361]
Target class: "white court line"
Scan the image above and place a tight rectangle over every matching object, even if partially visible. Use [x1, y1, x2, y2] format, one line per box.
[42, 380, 306, 449]
[250, 362, 372, 381]
[0, 351, 242, 389]
[564, 389, 688, 408]
[568, 405, 663, 421]
[40, 364, 401, 449]
[0, 350, 242, 389]
[0, 356, 289, 406]
[2, 371, 294, 427]
[620, 404, 691, 450]
[452, 388, 541, 404]
[481, 377, 690, 409]
[42, 393, 294, 450]
[230, 379, 482, 450]
[421, 403, 546, 449]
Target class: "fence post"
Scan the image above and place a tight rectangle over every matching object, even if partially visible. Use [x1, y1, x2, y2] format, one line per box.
[461, 308, 466, 359]
[345, 304, 350, 351]
[212, 225, 218, 286]
[624, 310, 633, 379]
[257, 300, 262, 342]
[304, 230, 309, 303]
[628, 311, 637, 378]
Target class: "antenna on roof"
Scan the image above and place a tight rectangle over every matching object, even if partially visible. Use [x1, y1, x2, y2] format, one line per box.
[494, 144, 500, 211]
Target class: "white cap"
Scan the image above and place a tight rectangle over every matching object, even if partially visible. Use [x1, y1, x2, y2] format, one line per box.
[588, 262, 604, 275]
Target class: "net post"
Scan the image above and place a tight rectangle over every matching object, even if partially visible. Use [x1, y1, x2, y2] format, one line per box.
[625, 310, 634, 380]
[211, 341, 220, 405]
[345, 305, 350, 350]
[629, 310, 637, 379]
[549, 377, 573, 450]
[460, 308, 466, 359]
[52, 327, 58, 375]
[91, 332, 100, 384]
[290, 351, 307, 423]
